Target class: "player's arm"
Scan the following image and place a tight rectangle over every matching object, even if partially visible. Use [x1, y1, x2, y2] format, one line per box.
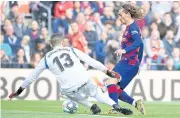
[9, 57, 47, 100]
[73, 48, 120, 79]
[124, 28, 143, 53]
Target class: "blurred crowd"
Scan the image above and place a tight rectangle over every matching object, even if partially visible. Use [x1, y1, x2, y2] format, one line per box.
[0, 1, 180, 70]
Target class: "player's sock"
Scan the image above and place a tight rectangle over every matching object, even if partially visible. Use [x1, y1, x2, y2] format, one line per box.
[107, 84, 118, 104]
[118, 88, 134, 106]
[132, 100, 136, 107]
[76, 99, 93, 108]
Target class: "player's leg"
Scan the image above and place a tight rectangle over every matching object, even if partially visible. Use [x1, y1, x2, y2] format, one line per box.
[117, 66, 146, 114]
[117, 66, 139, 106]
[106, 61, 126, 104]
[107, 61, 137, 106]
[66, 94, 101, 114]
[106, 62, 146, 114]
[106, 78, 119, 104]
[118, 87, 146, 115]
[94, 86, 117, 106]
[92, 83, 133, 115]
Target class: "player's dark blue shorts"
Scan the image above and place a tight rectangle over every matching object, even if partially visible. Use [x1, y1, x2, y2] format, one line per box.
[113, 60, 139, 89]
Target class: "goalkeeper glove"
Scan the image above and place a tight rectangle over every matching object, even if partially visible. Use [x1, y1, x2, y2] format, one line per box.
[106, 70, 121, 80]
[9, 87, 24, 100]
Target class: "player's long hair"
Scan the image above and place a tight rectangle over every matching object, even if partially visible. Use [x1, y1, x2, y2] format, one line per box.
[122, 4, 145, 19]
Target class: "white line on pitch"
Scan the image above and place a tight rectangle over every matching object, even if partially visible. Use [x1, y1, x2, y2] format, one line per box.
[2, 109, 128, 118]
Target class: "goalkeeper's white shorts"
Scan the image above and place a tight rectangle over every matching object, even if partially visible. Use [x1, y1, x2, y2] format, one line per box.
[63, 79, 98, 101]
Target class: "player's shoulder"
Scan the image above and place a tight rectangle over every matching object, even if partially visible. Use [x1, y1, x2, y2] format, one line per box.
[129, 21, 139, 30]
[129, 21, 140, 35]
[46, 47, 73, 58]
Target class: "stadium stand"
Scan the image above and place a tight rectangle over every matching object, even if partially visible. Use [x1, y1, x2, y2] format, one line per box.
[0, 1, 180, 70]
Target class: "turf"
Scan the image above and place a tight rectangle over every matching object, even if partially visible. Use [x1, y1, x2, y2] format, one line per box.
[1, 100, 180, 118]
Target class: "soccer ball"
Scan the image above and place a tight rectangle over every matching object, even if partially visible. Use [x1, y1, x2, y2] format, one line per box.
[62, 100, 78, 114]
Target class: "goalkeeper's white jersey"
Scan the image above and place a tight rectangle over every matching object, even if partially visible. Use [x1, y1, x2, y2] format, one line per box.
[21, 47, 106, 91]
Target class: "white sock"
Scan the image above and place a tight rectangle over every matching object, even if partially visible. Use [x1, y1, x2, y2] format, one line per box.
[67, 96, 93, 108]
[76, 99, 93, 108]
[94, 87, 116, 106]
[132, 100, 136, 107]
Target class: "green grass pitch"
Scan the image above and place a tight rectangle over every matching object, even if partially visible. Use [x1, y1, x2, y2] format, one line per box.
[1, 100, 180, 118]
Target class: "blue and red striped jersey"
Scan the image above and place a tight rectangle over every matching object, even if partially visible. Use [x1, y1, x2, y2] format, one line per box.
[121, 21, 144, 64]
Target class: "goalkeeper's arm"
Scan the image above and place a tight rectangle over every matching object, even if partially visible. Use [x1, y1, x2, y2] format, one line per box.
[73, 48, 120, 79]
[9, 57, 46, 100]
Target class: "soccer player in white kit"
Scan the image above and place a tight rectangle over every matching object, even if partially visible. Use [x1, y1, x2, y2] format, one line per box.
[9, 33, 132, 115]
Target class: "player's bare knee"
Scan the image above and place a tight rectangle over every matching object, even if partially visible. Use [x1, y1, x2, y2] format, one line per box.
[106, 78, 118, 85]
[116, 85, 120, 89]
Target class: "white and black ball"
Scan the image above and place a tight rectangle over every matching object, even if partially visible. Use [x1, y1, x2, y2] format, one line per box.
[62, 100, 78, 114]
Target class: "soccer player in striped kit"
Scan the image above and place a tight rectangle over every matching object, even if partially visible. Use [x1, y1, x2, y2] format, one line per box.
[106, 4, 146, 114]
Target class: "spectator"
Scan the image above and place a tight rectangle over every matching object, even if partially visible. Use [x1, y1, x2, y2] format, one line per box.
[105, 22, 117, 40]
[157, 48, 168, 70]
[163, 30, 176, 57]
[158, 12, 177, 39]
[113, 19, 124, 41]
[34, 39, 48, 57]
[30, 52, 42, 68]
[149, 22, 158, 32]
[1, 13, 6, 26]
[26, 20, 40, 48]
[113, 18, 122, 32]
[95, 32, 107, 64]
[73, 1, 82, 19]
[63, 8, 74, 34]
[2, 19, 12, 35]
[54, 2, 74, 19]
[30, 1, 53, 27]
[142, 26, 150, 41]
[53, 2, 74, 33]
[164, 58, 175, 71]
[145, 30, 164, 70]
[84, 7, 93, 21]
[170, 1, 180, 25]
[30, 2, 40, 19]
[81, 1, 91, 11]
[8, 4, 19, 22]
[76, 12, 86, 33]
[104, 2, 115, 16]
[172, 48, 180, 70]
[4, 25, 21, 56]
[0, 50, 10, 68]
[1, 12, 6, 35]
[105, 39, 119, 66]
[97, 1, 104, 14]
[21, 35, 31, 63]
[174, 26, 180, 47]
[68, 22, 88, 53]
[40, 27, 49, 41]
[152, 12, 162, 24]
[0, 34, 12, 57]
[141, 1, 153, 26]
[89, 2, 99, 13]
[39, 27, 52, 52]
[11, 48, 28, 68]
[101, 7, 115, 24]
[13, 15, 27, 40]
[53, 8, 74, 34]
[84, 21, 98, 55]
[93, 12, 105, 40]
[63, 37, 71, 47]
